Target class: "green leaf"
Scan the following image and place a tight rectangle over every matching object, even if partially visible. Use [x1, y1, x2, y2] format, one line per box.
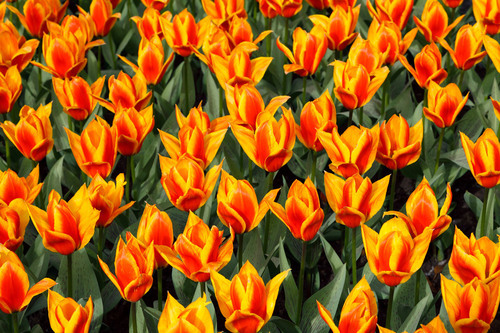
[398, 294, 431, 333]
[464, 191, 482, 220]
[476, 187, 495, 239]
[279, 238, 298, 322]
[129, 300, 146, 333]
[319, 234, 343, 274]
[171, 267, 197, 306]
[41, 156, 63, 205]
[268, 317, 301, 333]
[141, 300, 161, 333]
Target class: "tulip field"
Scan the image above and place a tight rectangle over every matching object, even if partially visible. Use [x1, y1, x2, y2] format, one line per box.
[3, 0, 500, 331]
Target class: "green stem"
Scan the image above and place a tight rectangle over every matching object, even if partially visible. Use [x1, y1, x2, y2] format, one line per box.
[380, 76, 389, 121]
[311, 150, 317, 185]
[126, 155, 131, 203]
[387, 286, 395, 329]
[131, 302, 138, 333]
[2, 114, 11, 169]
[434, 127, 445, 174]
[200, 281, 206, 296]
[295, 240, 307, 323]
[248, 161, 253, 184]
[450, 7, 456, 23]
[358, 107, 363, 127]
[219, 85, 224, 117]
[422, 90, 428, 154]
[480, 187, 490, 237]
[347, 108, 353, 128]
[351, 227, 357, 285]
[415, 269, 421, 306]
[389, 168, 398, 211]
[343, 226, 349, 261]
[97, 227, 106, 258]
[157, 268, 163, 311]
[130, 155, 135, 183]
[238, 233, 244, 269]
[183, 56, 189, 113]
[266, 17, 272, 57]
[67, 114, 73, 133]
[67, 253, 73, 299]
[106, 34, 117, 69]
[97, 45, 102, 78]
[284, 17, 289, 45]
[458, 70, 465, 92]
[263, 172, 275, 254]
[302, 76, 307, 105]
[12, 312, 18, 333]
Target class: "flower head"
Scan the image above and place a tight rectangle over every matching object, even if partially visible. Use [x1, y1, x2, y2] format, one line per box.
[0, 199, 29, 252]
[424, 81, 469, 128]
[48, 290, 93, 333]
[89, 0, 120, 36]
[398, 43, 447, 89]
[0, 67, 22, 114]
[413, 0, 463, 43]
[0, 166, 42, 206]
[158, 293, 214, 333]
[113, 105, 155, 156]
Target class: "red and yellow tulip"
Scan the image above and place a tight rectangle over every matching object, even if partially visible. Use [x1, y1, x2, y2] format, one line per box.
[0, 66, 22, 114]
[113, 105, 155, 156]
[398, 43, 447, 89]
[47, 290, 93, 333]
[473, 0, 500, 35]
[0, 166, 42, 206]
[309, 5, 359, 51]
[413, 0, 463, 43]
[158, 293, 214, 333]
[0, 199, 29, 252]
[439, 24, 487, 71]
[424, 81, 469, 128]
[367, 20, 417, 66]
[89, 0, 120, 37]
[8, 0, 68, 38]
[99, 71, 152, 113]
[366, 0, 413, 30]
[0, 25, 39, 75]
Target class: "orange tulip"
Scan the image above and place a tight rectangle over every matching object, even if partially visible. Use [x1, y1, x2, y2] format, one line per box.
[175, 103, 230, 133]
[231, 107, 296, 172]
[318, 124, 379, 178]
[0, 244, 56, 314]
[473, 0, 500, 35]
[99, 233, 155, 302]
[256, 0, 280, 19]
[47, 290, 93, 333]
[217, 170, 279, 234]
[385, 177, 452, 240]
[225, 83, 289, 130]
[112, 105, 155, 156]
[226, 16, 271, 49]
[27, 186, 99, 255]
[158, 293, 214, 333]
[119, 35, 174, 86]
[88, 173, 134, 228]
[367, 20, 417, 66]
[8, 0, 69, 38]
[439, 24, 487, 71]
[317, 276, 377, 333]
[194, 23, 232, 73]
[141, 0, 169, 10]
[89, 0, 120, 37]
[441, 276, 500, 333]
[296, 90, 336, 151]
[424, 81, 469, 128]
[0, 66, 22, 114]
[65, 115, 117, 179]
[414, 0, 463, 43]
[201, 0, 247, 29]
[0, 199, 29, 251]
[160, 211, 234, 282]
[347, 36, 387, 74]
[210, 261, 289, 333]
[131, 8, 169, 40]
[305, 0, 329, 9]
[99, 71, 152, 113]
[31, 32, 87, 79]
[278, 0, 303, 18]
[461, 128, 500, 188]
[309, 6, 360, 51]
[366, 0, 413, 30]
[268, 177, 323, 241]
[449, 227, 500, 286]
[1, 103, 54, 161]
[136, 203, 174, 269]
[0, 166, 42, 206]
[379, 316, 447, 333]
[0, 26, 39, 75]
[361, 217, 432, 286]
[484, 35, 500, 73]
[398, 43, 447, 89]
[492, 97, 500, 122]
[52, 76, 105, 121]
[325, 173, 390, 229]
[328, 0, 357, 10]
[277, 26, 327, 77]
[159, 156, 222, 212]
[377, 115, 422, 170]
[332, 61, 389, 110]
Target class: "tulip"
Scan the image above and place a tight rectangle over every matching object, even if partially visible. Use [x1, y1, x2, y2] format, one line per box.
[160, 211, 234, 282]
[195, 23, 232, 73]
[276, 26, 328, 77]
[99, 71, 152, 113]
[0, 27, 39, 75]
[493, 97, 500, 122]
[317, 276, 377, 333]
[136, 203, 174, 269]
[52, 76, 105, 121]
[256, 0, 280, 19]
[217, 170, 280, 234]
[424, 82, 469, 128]
[328, 0, 356, 10]
[112, 105, 155, 156]
[131, 8, 168, 40]
[439, 24, 487, 71]
[225, 83, 289, 130]
[31, 32, 87, 79]
[201, 0, 247, 29]
[366, 0, 413, 30]
[377, 115, 423, 170]
[398, 43, 447, 89]
[0, 166, 42, 206]
[306, 0, 329, 9]
[318, 124, 379, 178]
[226, 16, 271, 49]
[379, 316, 447, 333]
[65, 116, 117, 179]
[449, 227, 500, 286]
[158, 293, 214, 333]
[460, 128, 500, 188]
[141, 0, 169, 10]
[47, 290, 93, 333]
[52, 11, 103, 51]
[8, 0, 69, 38]
[0, 199, 29, 252]
[441, 276, 500, 333]
[332, 61, 389, 110]
[159, 156, 222, 212]
[231, 107, 296, 172]
[473, 0, 500, 35]
[309, 6, 360, 51]
[119, 35, 174, 86]
[367, 20, 417, 66]
[0, 66, 22, 114]
[89, 0, 120, 37]
[347, 36, 387, 74]
[99, 233, 155, 302]
[268, 177, 323, 241]
[414, 0, 463, 43]
[175, 104, 230, 133]
[1, 103, 54, 161]
[325, 173, 390, 229]
[278, 0, 303, 18]
[0, 244, 56, 314]
[361, 217, 432, 286]
[88, 173, 134, 228]
[27, 186, 99, 255]
[210, 261, 289, 333]
[484, 35, 500, 73]
[296, 90, 336, 152]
